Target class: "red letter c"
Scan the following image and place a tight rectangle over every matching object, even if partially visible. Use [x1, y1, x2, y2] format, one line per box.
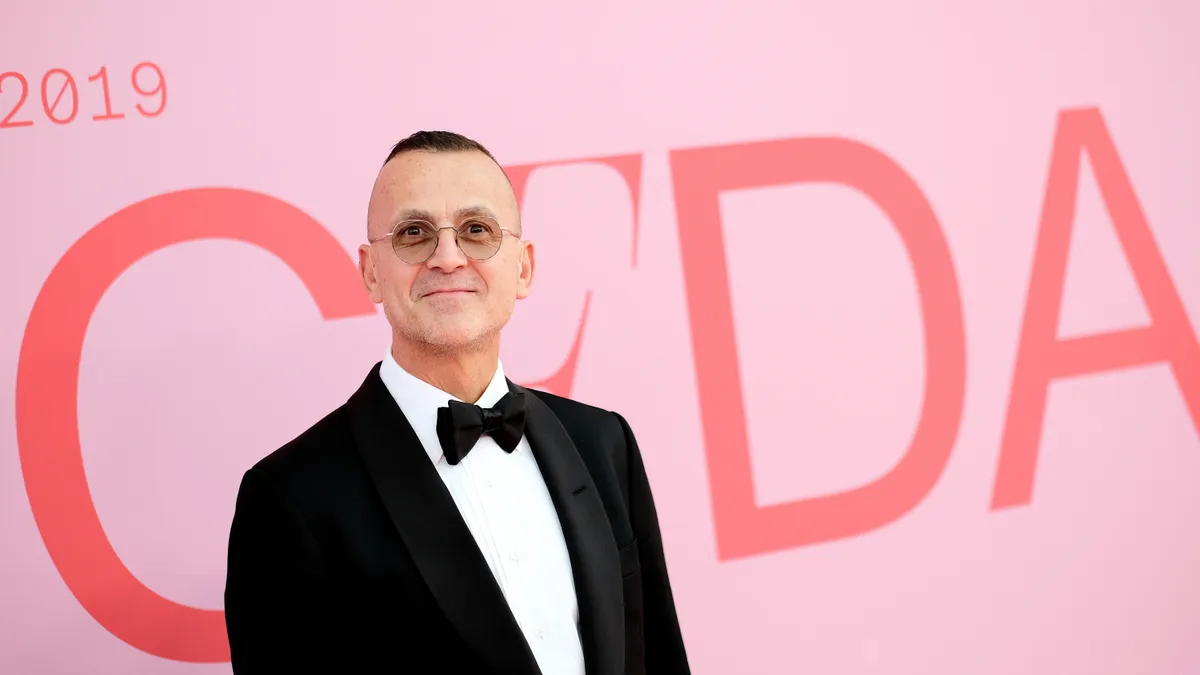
[15, 188, 374, 662]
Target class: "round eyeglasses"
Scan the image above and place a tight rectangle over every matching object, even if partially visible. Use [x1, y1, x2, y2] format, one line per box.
[368, 216, 520, 264]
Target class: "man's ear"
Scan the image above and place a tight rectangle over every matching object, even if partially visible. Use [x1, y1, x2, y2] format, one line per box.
[359, 244, 384, 303]
[515, 239, 535, 300]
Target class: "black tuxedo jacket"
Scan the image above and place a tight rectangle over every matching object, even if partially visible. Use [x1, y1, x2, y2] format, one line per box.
[224, 363, 690, 674]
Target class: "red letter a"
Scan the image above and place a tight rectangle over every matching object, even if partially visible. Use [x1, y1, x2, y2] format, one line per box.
[992, 108, 1200, 509]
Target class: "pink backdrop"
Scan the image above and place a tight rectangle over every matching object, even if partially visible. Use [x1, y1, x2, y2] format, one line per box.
[3, 1, 1199, 672]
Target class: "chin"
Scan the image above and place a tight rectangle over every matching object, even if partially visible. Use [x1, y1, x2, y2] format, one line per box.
[413, 320, 498, 354]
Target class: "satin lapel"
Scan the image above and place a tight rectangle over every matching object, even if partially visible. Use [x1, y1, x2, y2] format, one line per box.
[512, 382, 625, 675]
[346, 365, 540, 675]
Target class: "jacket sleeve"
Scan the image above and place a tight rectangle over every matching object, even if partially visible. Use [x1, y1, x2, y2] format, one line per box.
[224, 466, 330, 673]
[615, 412, 692, 675]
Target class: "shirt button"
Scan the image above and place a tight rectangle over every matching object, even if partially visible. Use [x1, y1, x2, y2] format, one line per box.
[535, 628, 545, 639]
[484, 479, 494, 488]
[509, 551, 519, 562]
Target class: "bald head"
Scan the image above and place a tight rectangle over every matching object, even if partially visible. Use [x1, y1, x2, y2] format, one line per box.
[367, 148, 520, 243]
[367, 131, 518, 239]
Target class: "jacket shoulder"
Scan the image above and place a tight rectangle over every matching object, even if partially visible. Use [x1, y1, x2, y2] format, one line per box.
[246, 405, 358, 489]
[526, 387, 624, 432]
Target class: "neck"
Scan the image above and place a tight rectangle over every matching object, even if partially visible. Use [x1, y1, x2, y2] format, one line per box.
[390, 339, 500, 404]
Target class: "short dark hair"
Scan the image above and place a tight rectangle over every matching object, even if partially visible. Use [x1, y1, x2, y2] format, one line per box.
[382, 130, 497, 167]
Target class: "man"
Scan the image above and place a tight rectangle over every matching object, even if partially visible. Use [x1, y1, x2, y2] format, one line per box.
[224, 131, 690, 675]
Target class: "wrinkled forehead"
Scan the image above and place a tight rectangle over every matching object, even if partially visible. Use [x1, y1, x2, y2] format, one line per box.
[368, 150, 518, 235]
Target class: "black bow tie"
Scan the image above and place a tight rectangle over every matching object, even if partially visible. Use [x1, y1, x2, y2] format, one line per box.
[435, 391, 527, 465]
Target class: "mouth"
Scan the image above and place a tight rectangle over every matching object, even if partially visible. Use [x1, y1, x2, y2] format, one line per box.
[422, 289, 476, 298]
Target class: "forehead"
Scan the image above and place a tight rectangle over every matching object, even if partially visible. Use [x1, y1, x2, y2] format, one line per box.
[369, 150, 516, 227]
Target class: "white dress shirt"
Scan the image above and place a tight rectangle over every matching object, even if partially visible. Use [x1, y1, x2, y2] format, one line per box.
[378, 350, 585, 675]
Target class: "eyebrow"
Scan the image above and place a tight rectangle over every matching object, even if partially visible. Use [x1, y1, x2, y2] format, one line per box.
[393, 205, 500, 225]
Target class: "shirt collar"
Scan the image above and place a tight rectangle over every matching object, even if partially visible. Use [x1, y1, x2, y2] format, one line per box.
[377, 348, 512, 465]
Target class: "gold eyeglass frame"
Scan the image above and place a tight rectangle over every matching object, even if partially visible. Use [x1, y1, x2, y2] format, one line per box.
[367, 215, 520, 264]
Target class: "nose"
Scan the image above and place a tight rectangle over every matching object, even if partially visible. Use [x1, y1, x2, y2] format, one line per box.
[425, 227, 467, 272]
